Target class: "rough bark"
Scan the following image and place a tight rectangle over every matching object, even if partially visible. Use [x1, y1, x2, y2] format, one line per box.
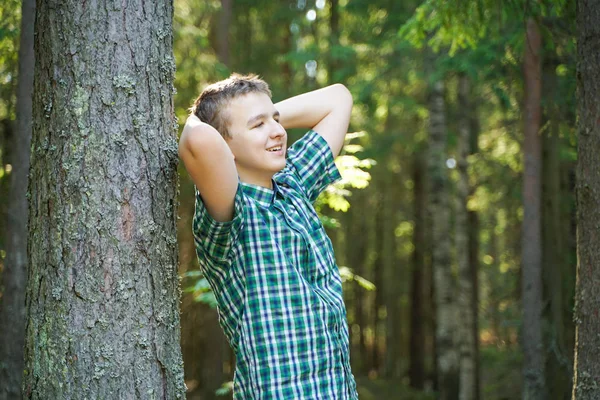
[428, 78, 459, 400]
[0, 0, 34, 397]
[521, 17, 546, 400]
[457, 74, 477, 400]
[572, 1, 600, 398]
[22, 1, 185, 398]
[409, 150, 426, 389]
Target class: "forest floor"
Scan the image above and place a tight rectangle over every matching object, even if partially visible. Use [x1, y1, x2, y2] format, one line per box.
[354, 345, 522, 400]
[186, 345, 523, 400]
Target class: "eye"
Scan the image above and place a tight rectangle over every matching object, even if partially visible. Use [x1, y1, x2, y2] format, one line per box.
[253, 121, 264, 129]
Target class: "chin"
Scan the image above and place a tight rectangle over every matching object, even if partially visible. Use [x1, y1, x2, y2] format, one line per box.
[270, 164, 286, 174]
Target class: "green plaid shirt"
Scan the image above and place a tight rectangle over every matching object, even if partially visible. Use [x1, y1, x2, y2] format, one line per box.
[193, 130, 358, 399]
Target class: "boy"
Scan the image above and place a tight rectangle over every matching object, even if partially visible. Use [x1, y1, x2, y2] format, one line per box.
[178, 74, 358, 399]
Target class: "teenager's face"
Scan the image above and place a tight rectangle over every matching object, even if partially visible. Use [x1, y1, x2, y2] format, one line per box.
[225, 92, 287, 187]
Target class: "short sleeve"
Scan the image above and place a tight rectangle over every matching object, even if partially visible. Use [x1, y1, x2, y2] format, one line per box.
[285, 130, 342, 202]
[192, 183, 245, 265]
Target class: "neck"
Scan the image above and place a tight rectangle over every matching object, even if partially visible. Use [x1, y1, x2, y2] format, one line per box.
[238, 172, 274, 189]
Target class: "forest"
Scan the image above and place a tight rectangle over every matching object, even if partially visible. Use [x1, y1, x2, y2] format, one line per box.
[0, 0, 598, 399]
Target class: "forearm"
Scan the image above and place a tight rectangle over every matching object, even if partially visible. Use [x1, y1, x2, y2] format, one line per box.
[275, 84, 352, 130]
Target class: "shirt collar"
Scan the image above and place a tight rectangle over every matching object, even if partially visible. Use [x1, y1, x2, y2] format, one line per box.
[239, 179, 286, 207]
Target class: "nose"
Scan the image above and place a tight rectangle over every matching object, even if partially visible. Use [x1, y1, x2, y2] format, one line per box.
[270, 120, 286, 139]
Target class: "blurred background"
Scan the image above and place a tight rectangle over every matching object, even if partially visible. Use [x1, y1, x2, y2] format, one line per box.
[0, 0, 576, 399]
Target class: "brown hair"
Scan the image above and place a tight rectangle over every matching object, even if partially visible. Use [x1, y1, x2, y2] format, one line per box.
[190, 73, 272, 139]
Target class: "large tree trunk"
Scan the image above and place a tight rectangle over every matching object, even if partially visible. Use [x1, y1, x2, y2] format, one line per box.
[0, 0, 34, 397]
[572, 1, 600, 398]
[409, 150, 426, 389]
[521, 17, 546, 400]
[22, 2, 185, 398]
[457, 73, 477, 400]
[428, 77, 459, 400]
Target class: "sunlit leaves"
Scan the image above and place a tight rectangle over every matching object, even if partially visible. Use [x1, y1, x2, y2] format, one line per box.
[0, 0, 20, 120]
[215, 381, 233, 396]
[315, 131, 375, 212]
[338, 266, 376, 290]
[181, 270, 218, 308]
[399, 0, 484, 55]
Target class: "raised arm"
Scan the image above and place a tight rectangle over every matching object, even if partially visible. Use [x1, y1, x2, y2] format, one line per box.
[275, 84, 352, 157]
[178, 114, 238, 222]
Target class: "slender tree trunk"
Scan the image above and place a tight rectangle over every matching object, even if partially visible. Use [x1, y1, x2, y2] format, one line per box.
[383, 169, 400, 379]
[282, 25, 293, 96]
[428, 77, 459, 400]
[351, 192, 368, 375]
[371, 224, 383, 374]
[457, 73, 477, 400]
[327, 0, 340, 82]
[409, 150, 426, 389]
[467, 209, 480, 400]
[542, 55, 572, 399]
[370, 187, 384, 374]
[22, 2, 185, 398]
[488, 214, 501, 344]
[217, 0, 232, 67]
[0, 0, 34, 397]
[572, 1, 600, 398]
[468, 100, 481, 400]
[521, 17, 546, 400]
[0, 120, 12, 242]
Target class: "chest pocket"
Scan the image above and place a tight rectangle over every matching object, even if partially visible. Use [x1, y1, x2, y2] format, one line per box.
[274, 186, 336, 282]
[305, 227, 337, 281]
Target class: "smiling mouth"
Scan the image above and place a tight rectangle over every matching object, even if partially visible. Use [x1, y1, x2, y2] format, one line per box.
[267, 146, 283, 152]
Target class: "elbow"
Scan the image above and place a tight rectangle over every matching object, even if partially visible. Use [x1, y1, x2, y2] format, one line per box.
[332, 83, 353, 108]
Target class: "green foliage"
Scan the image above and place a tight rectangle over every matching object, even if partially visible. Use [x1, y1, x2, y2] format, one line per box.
[181, 270, 217, 308]
[339, 266, 376, 291]
[399, 0, 575, 55]
[0, 0, 20, 120]
[316, 132, 375, 213]
[215, 380, 233, 396]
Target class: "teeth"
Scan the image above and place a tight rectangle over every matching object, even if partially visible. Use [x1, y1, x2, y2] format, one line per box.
[268, 146, 282, 152]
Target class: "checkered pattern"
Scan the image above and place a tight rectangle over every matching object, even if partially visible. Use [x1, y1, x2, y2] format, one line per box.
[193, 130, 358, 399]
